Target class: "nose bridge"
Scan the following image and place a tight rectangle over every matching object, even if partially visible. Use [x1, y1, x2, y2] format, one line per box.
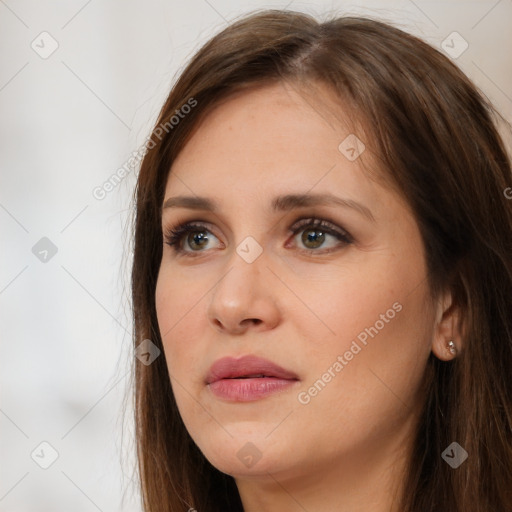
[213, 244, 265, 310]
[207, 244, 279, 333]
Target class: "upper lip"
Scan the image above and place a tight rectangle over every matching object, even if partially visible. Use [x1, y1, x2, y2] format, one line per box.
[205, 355, 299, 384]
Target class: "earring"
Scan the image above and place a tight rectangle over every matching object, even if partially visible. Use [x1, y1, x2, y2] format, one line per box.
[447, 340, 457, 356]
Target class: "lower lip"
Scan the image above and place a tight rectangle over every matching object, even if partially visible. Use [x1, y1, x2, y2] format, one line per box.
[208, 378, 299, 402]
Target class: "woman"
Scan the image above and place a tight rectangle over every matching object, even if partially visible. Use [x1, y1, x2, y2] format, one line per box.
[130, 9, 512, 511]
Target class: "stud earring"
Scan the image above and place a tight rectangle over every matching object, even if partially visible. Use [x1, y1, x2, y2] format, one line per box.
[447, 340, 457, 356]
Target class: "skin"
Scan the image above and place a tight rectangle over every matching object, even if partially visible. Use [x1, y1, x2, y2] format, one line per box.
[155, 81, 460, 512]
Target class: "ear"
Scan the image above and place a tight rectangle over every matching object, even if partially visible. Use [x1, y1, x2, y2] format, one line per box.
[431, 288, 462, 361]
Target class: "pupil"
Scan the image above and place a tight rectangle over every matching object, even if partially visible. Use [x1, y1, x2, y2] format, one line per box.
[186, 229, 327, 250]
[302, 229, 325, 248]
[189, 231, 208, 249]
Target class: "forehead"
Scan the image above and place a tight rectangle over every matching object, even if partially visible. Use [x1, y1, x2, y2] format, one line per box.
[164, 82, 395, 214]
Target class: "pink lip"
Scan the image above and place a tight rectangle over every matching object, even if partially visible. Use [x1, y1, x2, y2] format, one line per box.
[206, 355, 299, 402]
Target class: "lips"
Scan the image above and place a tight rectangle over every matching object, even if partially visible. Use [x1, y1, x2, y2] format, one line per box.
[205, 355, 300, 402]
[205, 355, 298, 384]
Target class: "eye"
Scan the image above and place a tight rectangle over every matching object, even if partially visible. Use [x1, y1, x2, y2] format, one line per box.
[164, 223, 221, 254]
[163, 217, 353, 257]
[288, 217, 353, 254]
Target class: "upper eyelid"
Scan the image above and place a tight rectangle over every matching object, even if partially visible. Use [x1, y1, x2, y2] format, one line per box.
[291, 217, 348, 233]
[163, 217, 347, 237]
[164, 217, 352, 249]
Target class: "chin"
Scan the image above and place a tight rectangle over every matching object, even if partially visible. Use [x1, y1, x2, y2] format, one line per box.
[195, 431, 287, 477]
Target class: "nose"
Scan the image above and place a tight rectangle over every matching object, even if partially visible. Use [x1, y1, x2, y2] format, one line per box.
[207, 250, 281, 335]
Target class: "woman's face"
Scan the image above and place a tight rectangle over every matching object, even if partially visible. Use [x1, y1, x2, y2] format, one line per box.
[155, 82, 438, 483]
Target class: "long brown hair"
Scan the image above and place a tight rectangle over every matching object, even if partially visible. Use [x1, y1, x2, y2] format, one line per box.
[129, 9, 512, 511]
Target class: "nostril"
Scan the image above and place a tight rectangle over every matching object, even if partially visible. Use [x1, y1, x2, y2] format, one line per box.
[239, 318, 262, 328]
[211, 317, 264, 333]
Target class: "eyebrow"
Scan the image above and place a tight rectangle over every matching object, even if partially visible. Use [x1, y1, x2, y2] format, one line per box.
[162, 193, 375, 222]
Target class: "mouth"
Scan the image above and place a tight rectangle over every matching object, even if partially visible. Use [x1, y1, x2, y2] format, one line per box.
[205, 355, 299, 402]
[205, 355, 299, 384]
[228, 374, 269, 378]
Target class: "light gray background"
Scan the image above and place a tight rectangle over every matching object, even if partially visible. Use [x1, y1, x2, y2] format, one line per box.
[1, 1, 511, 510]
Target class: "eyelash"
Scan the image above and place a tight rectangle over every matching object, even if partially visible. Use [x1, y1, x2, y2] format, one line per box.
[163, 217, 353, 257]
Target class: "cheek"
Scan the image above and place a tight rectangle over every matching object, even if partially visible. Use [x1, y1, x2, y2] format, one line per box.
[283, 257, 408, 348]
[291, 251, 434, 408]
[155, 269, 202, 372]
[155, 262, 207, 329]
[287, 294, 432, 463]
[298, 277, 433, 419]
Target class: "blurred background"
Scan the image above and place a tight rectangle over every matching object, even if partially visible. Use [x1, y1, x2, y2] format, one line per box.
[1, 0, 511, 510]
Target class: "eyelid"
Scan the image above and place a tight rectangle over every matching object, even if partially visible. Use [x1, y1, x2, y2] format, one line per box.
[163, 215, 353, 256]
[288, 217, 352, 239]
[163, 220, 222, 253]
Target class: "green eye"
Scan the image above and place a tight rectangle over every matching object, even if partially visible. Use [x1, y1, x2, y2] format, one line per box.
[290, 217, 352, 253]
[164, 217, 353, 257]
